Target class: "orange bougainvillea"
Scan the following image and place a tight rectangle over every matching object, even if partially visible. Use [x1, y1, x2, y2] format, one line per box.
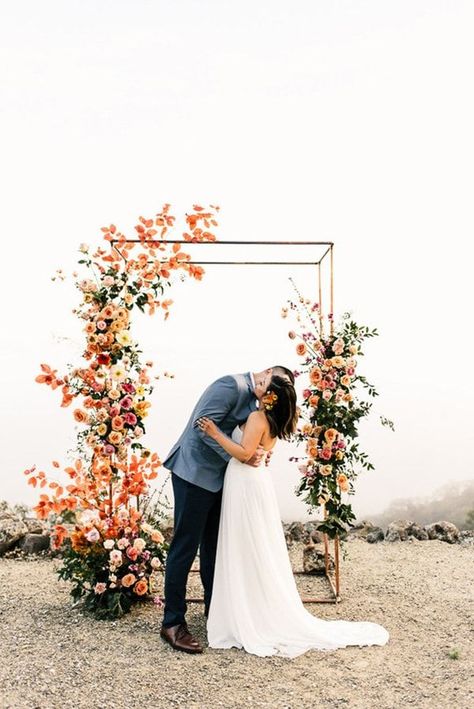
[24, 203, 219, 619]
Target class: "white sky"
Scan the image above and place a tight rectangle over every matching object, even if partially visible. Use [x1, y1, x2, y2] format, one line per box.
[1, 1, 473, 521]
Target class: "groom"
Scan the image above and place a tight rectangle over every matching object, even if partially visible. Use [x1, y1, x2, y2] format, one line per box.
[160, 365, 295, 653]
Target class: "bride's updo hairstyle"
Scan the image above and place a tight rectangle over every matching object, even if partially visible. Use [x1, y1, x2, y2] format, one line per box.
[262, 375, 298, 441]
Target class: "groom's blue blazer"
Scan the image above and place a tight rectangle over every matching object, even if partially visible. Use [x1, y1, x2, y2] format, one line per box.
[162, 372, 258, 492]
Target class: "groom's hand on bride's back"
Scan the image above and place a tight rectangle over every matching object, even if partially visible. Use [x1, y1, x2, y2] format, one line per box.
[245, 445, 265, 467]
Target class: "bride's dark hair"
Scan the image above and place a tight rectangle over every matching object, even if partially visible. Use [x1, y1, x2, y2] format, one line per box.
[262, 375, 298, 441]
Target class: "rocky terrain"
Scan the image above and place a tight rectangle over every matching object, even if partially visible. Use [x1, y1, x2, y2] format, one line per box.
[0, 503, 473, 709]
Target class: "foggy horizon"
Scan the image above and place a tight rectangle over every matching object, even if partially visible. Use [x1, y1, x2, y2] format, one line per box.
[1, 0, 473, 523]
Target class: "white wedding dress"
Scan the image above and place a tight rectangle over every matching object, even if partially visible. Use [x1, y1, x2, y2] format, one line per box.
[206, 426, 390, 658]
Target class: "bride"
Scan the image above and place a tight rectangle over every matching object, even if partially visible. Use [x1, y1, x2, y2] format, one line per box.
[196, 375, 389, 658]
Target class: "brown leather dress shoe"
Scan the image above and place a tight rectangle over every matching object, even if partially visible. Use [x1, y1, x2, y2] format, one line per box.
[160, 622, 204, 654]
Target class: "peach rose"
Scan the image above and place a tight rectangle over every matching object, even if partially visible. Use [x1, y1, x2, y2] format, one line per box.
[335, 450, 345, 460]
[108, 430, 123, 445]
[309, 367, 322, 385]
[73, 408, 89, 424]
[341, 375, 351, 387]
[320, 465, 332, 476]
[121, 573, 136, 588]
[296, 343, 307, 356]
[134, 579, 148, 596]
[337, 473, 350, 492]
[309, 395, 319, 407]
[324, 428, 338, 444]
[97, 423, 107, 436]
[151, 530, 164, 544]
[331, 356, 345, 369]
[302, 423, 313, 435]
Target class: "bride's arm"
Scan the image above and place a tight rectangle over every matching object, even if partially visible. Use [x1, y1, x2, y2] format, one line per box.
[196, 411, 266, 463]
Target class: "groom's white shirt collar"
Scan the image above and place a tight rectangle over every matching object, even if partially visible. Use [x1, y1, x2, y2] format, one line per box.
[249, 371, 259, 408]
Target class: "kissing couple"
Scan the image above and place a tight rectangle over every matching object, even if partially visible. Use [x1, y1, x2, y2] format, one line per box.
[160, 366, 389, 658]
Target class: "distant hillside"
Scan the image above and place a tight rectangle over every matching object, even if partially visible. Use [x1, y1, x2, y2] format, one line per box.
[364, 479, 474, 530]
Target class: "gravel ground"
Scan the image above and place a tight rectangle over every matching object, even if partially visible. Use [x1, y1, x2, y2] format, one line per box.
[0, 539, 472, 709]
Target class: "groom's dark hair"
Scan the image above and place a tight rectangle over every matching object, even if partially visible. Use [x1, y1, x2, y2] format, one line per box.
[272, 365, 295, 386]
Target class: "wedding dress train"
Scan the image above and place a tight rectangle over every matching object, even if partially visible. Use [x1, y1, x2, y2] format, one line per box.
[206, 426, 390, 658]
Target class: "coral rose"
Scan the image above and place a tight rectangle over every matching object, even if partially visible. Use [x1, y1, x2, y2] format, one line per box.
[134, 579, 148, 596]
[320, 447, 332, 460]
[111, 416, 124, 431]
[126, 546, 139, 561]
[296, 343, 307, 356]
[309, 395, 319, 407]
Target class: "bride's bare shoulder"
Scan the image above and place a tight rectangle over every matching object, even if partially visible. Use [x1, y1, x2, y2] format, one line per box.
[247, 410, 269, 430]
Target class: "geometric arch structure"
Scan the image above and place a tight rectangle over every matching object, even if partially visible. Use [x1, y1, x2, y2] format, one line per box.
[112, 237, 340, 603]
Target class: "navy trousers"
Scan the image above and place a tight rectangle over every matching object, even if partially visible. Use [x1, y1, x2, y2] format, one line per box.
[162, 472, 223, 628]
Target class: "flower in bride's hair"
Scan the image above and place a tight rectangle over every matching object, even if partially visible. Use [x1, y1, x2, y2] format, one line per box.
[261, 391, 278, 411]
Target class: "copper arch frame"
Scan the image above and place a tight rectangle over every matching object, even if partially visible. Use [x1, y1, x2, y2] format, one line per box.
[111, 238, 341, 604]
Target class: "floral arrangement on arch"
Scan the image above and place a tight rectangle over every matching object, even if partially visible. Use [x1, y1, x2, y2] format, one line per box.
[23, 203, 219, 619]
[282, 280, 394, 542]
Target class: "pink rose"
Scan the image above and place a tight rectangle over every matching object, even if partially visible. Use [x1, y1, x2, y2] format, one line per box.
[119, 396, 133, 410]
[94, 582, 107, 594]
[302, 389, 311, 399]
[123, 412, 137, 426]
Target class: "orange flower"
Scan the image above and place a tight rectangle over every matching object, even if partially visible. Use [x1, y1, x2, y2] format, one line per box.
[296, 343, 307, 356]
[133, 579, 148, 596]
[111, 416, 124, 431]
[309, 367, 322, 385]
[309, 395, 319, 407]
[35, 364, 61, 390]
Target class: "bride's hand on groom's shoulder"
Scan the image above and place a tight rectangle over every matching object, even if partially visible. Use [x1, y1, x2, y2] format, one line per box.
[195, 416, 219, 439]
